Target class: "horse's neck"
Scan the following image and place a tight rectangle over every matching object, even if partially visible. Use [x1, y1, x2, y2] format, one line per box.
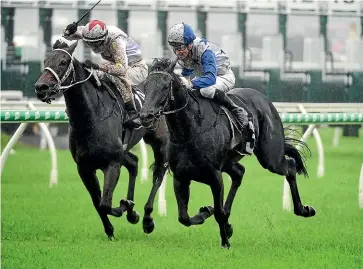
[63, 61, 98, 127]
[165, 84, 200, 142]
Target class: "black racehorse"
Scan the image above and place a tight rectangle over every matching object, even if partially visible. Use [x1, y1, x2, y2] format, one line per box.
[140, 58, 315, 248]
[34, 40, 169, 238]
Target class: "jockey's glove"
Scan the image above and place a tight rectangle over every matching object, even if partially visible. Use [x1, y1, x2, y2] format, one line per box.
[179, 76, 193, 89]
[64, 22, 78, 36]
[83, 59, 100, 70]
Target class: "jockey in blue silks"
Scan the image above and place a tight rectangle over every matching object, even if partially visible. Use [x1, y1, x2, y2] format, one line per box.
[167, 22, 249, 130]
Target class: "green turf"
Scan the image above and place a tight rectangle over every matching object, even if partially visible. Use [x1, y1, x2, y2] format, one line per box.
[1, 132, 34, 151]
[2, 128, 363, 269]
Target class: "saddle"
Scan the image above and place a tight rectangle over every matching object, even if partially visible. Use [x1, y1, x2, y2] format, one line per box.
[209, 92, 255, 156]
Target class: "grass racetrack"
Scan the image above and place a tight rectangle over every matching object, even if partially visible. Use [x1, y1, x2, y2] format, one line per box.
[1, 128, 363, 269]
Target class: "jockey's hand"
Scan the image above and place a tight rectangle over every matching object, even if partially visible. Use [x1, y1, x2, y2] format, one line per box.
[64, 22, 78, 36]
[179, 76, 193, 89]
[83, 59, 99, 70]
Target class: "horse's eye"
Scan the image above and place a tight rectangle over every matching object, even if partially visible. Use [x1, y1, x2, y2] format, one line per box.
[60, 60, 67, 66]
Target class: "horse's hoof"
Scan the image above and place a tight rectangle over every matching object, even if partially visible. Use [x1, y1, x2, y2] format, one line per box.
[106, 232, 115, 240]
[127, 211, 140, 224]
[120, 199, 135, 210]
[111, 207, 123, 217]
[199, 206, 214, 216]
[107, 235, 115, 241]
[221, 242, 231, 249]
[304, 205, 316, 217]
[226, 224, 233, 239]
[143, 218, 155, 234]
[105, 226, 114, 239]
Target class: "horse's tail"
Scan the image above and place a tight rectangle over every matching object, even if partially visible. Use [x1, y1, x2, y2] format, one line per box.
[284, 134, 311, 178]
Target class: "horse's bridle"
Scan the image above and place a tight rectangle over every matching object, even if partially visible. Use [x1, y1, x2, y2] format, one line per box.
[43, 48, 93, 94]
[147, 71, 190, 117]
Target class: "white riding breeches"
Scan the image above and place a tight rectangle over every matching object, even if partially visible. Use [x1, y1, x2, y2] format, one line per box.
[196, 68, 235, 99]
[127, 60, 148, 85]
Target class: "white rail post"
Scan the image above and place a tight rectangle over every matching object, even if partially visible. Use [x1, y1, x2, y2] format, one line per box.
[359, 164, 363, 209]
[28, 102, 58, 186]
[332, 127, 340, 147]
[158, 173, 167, 216]
[298, 104, 325, 178]
[139, 138, 149, 183]
[0, 123, 29, 174]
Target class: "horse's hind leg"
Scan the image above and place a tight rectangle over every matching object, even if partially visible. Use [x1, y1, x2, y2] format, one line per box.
[142, 134, 168, 234]
[222, 161, 245, 239]
[77, 165, 114, 239]
[285, 158, 315, 217]
[209, 170, 230, 248]
[254, 130, 315, 218]
[122, 151, 140, 224]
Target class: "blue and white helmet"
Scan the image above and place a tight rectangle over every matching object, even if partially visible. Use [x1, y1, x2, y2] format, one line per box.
[167, 23, 196, 48]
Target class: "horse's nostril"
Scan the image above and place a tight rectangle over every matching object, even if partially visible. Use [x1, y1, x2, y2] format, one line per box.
[140, 113, 152, 121]
[35, 83, 49, 93]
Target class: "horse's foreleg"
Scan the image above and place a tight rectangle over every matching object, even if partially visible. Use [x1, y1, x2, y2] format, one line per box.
[123, 152, 140, 224]
[142, 142, 168, 234]
[77, 165, 114, 239]
[222, 162, 245, 239]
[100, 161, 123, 217]
[174, 177, 192, 226]
[210, 170, 230, 249]
[173, 176, 212, 226]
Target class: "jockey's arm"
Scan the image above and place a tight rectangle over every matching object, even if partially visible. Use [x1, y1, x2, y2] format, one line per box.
[62, 26, 84, 40]
[181, 68, 193, 78]
[191, 50, 217, 89]
[99, 40, 128, 76]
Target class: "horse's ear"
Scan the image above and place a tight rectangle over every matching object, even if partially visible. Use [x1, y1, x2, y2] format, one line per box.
[53, 39, 69, 50]
[67, 40, 78, 54]
[166, 58, 178, 74]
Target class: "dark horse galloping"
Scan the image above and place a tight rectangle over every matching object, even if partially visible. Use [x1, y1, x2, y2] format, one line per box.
[34, 40, 169, 238]
[140, 58, 315, 248]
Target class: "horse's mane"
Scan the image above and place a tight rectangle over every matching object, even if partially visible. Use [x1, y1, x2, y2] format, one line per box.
[150, 58, 173, 72]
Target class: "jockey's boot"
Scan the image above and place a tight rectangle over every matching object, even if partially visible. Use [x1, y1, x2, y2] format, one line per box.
[213, 89, 249, 131]
[125, 99, 141, 128]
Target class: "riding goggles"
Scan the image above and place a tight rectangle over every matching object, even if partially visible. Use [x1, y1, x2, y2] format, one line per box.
[169, 42, 187, 51]
[85, 40, 105, 50]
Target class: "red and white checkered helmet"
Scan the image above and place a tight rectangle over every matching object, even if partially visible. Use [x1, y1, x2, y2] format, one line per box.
[82, 20, 108, 53]
[82, 20, 108, 42]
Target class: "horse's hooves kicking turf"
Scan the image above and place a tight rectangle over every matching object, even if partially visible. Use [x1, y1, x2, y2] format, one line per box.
[127, 211, 140, 224]
[142, 217, 155, 234]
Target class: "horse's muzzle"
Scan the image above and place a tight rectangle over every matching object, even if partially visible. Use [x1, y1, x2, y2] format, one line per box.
[34, 82, 52, 102]
[140, 112, 157, 129]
